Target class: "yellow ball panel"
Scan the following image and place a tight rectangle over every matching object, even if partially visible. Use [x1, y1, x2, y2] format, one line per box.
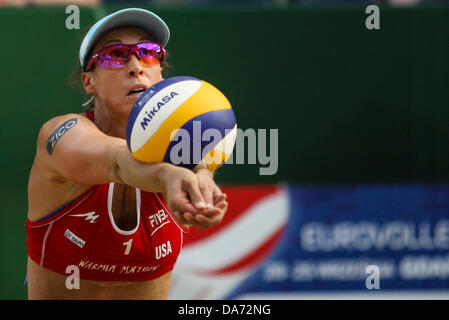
[132, 81, 232, 163]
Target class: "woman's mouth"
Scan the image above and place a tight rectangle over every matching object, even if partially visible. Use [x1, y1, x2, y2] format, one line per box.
[127, 83, 149, 98]
[128, 88, 146, 97]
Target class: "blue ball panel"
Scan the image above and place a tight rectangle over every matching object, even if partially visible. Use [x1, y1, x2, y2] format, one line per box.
[163, 108, 236, 169]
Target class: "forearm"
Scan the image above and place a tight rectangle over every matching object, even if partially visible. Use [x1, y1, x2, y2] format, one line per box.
[111, 145, 171, 193]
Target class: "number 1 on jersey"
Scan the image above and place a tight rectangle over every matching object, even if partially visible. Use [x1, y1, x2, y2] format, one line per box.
[123, 239, 133, 255]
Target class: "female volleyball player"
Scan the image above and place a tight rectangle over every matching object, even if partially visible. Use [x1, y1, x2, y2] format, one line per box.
[25, 8, 228, 299]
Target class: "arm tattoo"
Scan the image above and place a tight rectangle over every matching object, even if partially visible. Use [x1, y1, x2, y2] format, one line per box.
[46, 118, 78, 155]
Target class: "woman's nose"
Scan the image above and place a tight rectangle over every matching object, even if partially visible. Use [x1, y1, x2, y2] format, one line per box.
[126, 53, 144, 77]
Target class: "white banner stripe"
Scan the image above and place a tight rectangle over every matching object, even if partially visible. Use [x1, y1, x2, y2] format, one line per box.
[177, 188, 289, 272]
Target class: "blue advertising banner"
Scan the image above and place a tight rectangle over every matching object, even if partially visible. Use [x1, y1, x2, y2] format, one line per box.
[169, 184, 449, 300]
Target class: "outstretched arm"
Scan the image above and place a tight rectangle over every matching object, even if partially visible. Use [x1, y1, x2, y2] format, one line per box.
[36, 114, 207, 217]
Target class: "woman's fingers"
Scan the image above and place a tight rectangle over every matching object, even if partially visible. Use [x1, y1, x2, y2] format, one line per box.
[214, 199, 228, 211]
[190, 200, 228, 229]
[182, 179, 207, 211]
[172, 210, 191, 228]
[193, 212, 222, 229]
[201, 186, 214, 208]
[213, 192, 227, 204]
[182, 212, 194, 224]
[195, 169, 217, 208]
[165, 166, 229, 230]
[170, 190, 196, 214]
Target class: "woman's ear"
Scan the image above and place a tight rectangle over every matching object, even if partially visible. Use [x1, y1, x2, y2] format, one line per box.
[81, 72, 96, 95]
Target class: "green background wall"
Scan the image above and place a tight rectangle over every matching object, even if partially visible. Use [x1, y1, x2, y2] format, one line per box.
[0, 5, 448, 299]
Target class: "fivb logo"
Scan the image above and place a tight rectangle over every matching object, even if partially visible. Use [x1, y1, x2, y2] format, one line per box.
[149, 209, 168, 228]
[169, 121, 279, 176]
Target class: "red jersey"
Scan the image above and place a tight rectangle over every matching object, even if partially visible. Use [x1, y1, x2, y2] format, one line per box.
[26, 183, 188, 282]
[26, 111, 189, 282]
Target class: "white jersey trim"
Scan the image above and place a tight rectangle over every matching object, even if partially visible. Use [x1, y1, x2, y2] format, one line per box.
[107, 183, 141, 236]
[27, 188, 97, 228]
[40, 222, 54, 267]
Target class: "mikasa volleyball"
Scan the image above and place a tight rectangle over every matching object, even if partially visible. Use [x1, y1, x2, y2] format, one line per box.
[126, 76, 237, 170]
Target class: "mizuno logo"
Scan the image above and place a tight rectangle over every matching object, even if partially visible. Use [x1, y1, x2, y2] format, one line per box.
[69, 211, 100, 223]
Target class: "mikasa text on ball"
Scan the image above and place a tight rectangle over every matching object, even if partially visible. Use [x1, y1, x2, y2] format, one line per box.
[126, 76, 237, 170]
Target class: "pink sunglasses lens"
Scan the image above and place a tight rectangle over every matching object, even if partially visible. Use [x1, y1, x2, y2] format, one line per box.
[136, 43, 165, 66]
[87, 43, 165, 70]
[96, 46, 130, 68]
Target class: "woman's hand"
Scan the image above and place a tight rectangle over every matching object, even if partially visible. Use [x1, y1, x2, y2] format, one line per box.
[157, 164, 208, 223]
[117, 149, 228, 230]
[178, 168, 228, 230]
